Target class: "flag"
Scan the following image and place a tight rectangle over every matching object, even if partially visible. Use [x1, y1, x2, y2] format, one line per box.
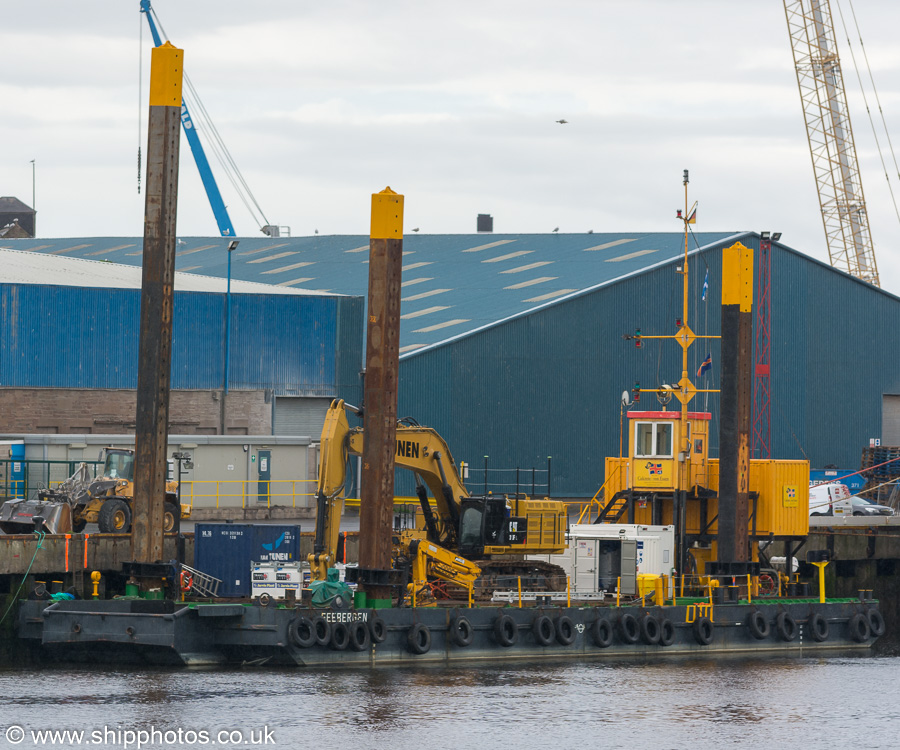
[701, 270, 709, 301]
[697, 352, 712, 377]
[686, 201, 698, 224]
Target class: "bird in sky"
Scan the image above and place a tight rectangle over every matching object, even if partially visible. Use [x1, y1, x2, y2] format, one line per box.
[556, 119, 568, 124]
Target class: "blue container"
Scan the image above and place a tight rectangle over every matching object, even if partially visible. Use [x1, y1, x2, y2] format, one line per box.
[809, 469, 866, 493]
[195, 524, 302, 597]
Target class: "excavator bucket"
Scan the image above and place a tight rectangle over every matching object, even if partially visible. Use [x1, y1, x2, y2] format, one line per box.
[0, 497, 73, 535]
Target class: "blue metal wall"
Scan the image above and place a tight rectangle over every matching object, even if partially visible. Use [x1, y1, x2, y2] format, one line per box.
[396, 237, 900, 497]
[0, 284, 363, 401]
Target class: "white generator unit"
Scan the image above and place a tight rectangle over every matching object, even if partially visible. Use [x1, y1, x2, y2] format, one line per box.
[251, 561, 306, 599]
[530, 524, 675, 596]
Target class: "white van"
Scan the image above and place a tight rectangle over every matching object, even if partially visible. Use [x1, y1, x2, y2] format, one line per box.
[809, 482, 853, 516]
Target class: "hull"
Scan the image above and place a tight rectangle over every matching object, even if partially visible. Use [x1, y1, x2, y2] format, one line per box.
[18, 598, 881, 668]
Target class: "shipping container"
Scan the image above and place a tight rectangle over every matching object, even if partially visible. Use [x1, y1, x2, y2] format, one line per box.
[195, 523, 302, 597]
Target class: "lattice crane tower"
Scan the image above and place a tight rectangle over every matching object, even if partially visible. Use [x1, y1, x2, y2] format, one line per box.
[784, 0, 880, 287]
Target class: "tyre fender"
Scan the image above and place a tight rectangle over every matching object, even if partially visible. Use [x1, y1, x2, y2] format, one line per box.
[369, 615, 387, 644]
[867, 609, 886, 638]
[312, 615, 330, 647]
[493, 614, 518, 647]
[618, 613, 639, 644]
[449, 616, 474, 647]
[555, 615, 576, 646]
[407, 623, 432, 655]
[330, 622, 350, 651]
[288, 616, 316, 649]
[693, 616, 714, 645]
[349, 620, 371, 652]
[658, 618, 675, 647]
[748, 610, 770, 640]
[532, 615, 554, 646]
[808, 612, 829, 643]
[639, 614, 661, 645]
[592, 618, 613, 648]
[775, 611, 797, 642]
[848, 612, 870, 643]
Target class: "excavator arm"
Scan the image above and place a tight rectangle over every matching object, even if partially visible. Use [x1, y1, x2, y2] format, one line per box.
[309, 399, 471, 581]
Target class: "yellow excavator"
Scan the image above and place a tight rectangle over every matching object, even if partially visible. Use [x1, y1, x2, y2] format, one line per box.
[309, 399, 568, 602]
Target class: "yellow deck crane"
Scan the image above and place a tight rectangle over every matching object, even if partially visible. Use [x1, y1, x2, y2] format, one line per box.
[783, 0, 879, 286]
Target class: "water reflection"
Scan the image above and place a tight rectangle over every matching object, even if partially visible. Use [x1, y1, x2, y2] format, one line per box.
[0, 653, 894, 750]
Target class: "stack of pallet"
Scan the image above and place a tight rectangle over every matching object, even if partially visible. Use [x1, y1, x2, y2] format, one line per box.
[860, 446, 900, 504]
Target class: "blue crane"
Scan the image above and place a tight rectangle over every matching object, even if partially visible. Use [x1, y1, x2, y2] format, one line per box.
[140, 0, 236, 237]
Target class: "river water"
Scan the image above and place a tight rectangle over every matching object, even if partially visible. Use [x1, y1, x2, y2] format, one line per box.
[0, 652, 898, 750]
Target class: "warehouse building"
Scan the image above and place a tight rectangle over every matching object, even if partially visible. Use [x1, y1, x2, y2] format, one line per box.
[2, 232, 899, 498]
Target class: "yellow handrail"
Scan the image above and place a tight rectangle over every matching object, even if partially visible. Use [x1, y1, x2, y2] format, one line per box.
[577, 463, 624, 523]
[179, 478, 317, 509]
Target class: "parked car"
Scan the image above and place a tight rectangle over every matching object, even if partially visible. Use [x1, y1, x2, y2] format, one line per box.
[850, 496, 894, 517]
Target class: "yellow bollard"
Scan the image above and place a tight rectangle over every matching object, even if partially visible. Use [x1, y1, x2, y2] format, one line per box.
[90, 571, 102, 600]
[812, 561, 829, 603]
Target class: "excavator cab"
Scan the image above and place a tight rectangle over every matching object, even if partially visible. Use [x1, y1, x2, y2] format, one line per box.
[457, 496, 521, 558]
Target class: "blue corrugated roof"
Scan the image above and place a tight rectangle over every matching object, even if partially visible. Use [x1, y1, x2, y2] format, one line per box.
[1, 232, 748, 353]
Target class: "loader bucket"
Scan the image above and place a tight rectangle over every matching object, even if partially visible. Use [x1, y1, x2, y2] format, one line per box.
[0, 498, 73, 535]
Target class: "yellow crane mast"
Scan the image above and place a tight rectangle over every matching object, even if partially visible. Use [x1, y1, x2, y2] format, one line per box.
[783, 0, 880, 287]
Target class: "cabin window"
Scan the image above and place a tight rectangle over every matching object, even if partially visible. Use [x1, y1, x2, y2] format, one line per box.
[634, 422, 674, 458]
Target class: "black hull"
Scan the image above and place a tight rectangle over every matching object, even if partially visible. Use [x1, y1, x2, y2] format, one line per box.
[18, 599, 881, 668]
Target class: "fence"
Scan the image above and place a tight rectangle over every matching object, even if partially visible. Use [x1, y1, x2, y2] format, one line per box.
[0, 459, 104, 501]
[180, 479, 317, 509]
[465, 457, 553, 498]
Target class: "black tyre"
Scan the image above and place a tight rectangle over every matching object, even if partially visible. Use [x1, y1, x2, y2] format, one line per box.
[493, 614, 518, 647]
[639, 614, 661, 645]
[407, 623, 431, 655]
[693, 616, 714, 645]
[288, 616, 316, 649]
[867, 609, 886, 638]
[450, 616, 474, 647]
[312, 615, 330, 646]
[72, 517, 87, 533]
[848, 613, 870, 643]
[658, 618, 675, 647]
[748, 610, 770, 640]
[808, 613, 829, 642]
[349, 620, 371, 652]
[330, 622, 350, 651]
[618, 613, 640, 644]
[163, 500, 180, 533]
[369, 615, 387, 644]
[555, 615, 576, 646]
[98, 498, 132, 533]
[532, 615, 554, 646]
[592, 618, 613, 648]
[776, 611, 797, 642]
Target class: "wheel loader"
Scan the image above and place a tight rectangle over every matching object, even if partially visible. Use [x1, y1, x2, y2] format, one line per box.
[0, 448, 189, 535]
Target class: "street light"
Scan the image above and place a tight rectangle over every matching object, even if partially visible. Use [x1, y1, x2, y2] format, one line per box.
[224, 240, 240, 403]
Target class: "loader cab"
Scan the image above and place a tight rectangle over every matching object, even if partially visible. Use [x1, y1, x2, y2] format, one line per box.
[103, 449, 135, 481]
[457, 496, 515, 557]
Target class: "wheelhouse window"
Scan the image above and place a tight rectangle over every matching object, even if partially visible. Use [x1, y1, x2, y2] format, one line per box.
[634, 422, 674, 458]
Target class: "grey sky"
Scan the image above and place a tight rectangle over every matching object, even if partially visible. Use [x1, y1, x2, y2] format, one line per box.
[3, 0, 900, 291]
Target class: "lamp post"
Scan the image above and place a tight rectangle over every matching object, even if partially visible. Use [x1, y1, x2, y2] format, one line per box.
[223, 239, 239, 433]
[30, 159, 35, 235]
